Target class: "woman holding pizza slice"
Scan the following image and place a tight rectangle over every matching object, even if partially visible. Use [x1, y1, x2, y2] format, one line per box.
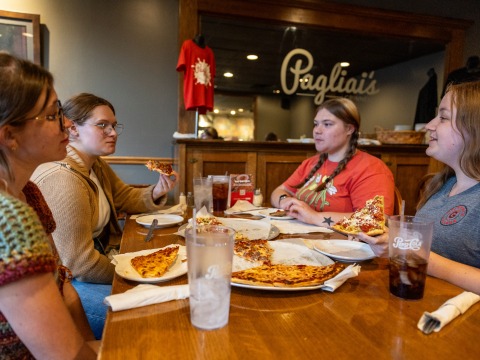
[31, 93, 179, 339]
[271, 97, 395, 226]
[359, 81, 480, 294]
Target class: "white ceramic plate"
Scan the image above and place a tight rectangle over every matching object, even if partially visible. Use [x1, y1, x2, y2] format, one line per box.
[286, 138, 302, 143]
[313, 240, 376, 262]
[136, 214, 184, 228]
[114, 245, 187, 283]
[231, 241, 335, 291]
[258, 208, 294, 220]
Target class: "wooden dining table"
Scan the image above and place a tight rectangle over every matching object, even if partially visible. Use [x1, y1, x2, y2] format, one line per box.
[98, 213, 480, 359]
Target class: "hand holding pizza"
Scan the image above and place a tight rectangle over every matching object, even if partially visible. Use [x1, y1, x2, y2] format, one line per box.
[351, 229, 389, 258]
[146, 160, 179, 201]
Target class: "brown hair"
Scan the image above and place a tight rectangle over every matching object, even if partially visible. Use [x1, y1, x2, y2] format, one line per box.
[0, 52, 54, 180]
[293, 97, 360, 191]
[63, 93, 115, 125]
[417, 80, 480, 210]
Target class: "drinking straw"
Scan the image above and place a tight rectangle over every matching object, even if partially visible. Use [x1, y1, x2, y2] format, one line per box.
[400, 200, 405, 216]
[192, 208, 197, 244]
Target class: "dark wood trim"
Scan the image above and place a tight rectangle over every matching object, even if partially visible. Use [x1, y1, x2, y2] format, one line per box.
[0, 10, 41, 65]
[178, 0, 472, 132]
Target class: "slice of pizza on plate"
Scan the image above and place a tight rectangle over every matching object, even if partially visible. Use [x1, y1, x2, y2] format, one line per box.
[130, 245, 179, 278]
[331, 195, 385, 236]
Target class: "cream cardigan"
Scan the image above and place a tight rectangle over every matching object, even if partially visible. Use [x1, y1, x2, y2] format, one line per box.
[32, 146, 167, 283]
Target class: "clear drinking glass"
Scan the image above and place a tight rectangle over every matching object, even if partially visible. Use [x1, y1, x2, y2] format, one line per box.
[193, 177, 213, 212]
[185, 225, 235, 330]
[210, 175, 230, 213]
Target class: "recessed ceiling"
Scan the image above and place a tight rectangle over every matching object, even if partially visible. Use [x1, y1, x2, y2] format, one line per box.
[201, 15, 445, 95]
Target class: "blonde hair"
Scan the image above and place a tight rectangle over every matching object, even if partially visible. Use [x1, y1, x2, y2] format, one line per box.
[417, 80, 480, 210]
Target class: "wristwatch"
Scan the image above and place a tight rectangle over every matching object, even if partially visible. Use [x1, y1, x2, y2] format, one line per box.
[278, 194, 288, 204]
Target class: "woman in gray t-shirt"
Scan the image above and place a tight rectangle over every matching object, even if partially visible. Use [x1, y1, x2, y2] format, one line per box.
[357, 80, 480, 294]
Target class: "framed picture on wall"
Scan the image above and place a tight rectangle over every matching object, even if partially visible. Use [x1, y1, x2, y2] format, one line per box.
[0, 10, 40, 64]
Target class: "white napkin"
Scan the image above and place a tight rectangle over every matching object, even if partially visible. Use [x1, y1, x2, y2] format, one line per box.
[271, 219, 333, 234]
[321, 264, 361, 292]
[130, 204, 186, 219]
[104, 284, 190, 312]
[173, 131, 196, 139]
[224, 200, 266, 214]
[417, 291, 480, 333]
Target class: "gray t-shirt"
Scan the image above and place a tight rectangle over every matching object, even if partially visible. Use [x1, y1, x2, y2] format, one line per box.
[416, 176, 480, 268]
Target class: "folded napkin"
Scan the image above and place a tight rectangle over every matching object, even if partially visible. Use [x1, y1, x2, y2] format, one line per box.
[130, 204, 186, 219]
[417, 291, 480, 334]
[104, 284, 190, 312]
[173, 131, 196, 139]
[224, 200, 265, 214]
[271, 219, 333, 234]
[321, 264, 361, 292]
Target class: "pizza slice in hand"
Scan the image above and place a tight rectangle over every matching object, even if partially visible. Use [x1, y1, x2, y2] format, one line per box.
[331, 195, 385, 236]
[145, 160, 176, 180]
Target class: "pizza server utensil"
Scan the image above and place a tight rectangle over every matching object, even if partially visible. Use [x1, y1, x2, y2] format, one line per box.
[144, 219, 158, 242]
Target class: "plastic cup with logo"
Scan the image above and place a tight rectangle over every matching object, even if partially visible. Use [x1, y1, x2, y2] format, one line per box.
[185, 225, 235, 330]
[388, 215, 434, 300]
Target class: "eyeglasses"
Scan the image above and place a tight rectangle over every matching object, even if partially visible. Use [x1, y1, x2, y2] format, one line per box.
[29, 100, 65, 131]
[88, 122, 124, 136]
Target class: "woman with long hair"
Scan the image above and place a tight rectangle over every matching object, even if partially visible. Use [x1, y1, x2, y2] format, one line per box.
[271, 97, 394, 226]
[0, 53, 96, 358]
[359, 81, 480, 293]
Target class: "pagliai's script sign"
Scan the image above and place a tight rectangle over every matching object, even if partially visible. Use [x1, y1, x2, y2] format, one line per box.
[281, 48, 380, 104]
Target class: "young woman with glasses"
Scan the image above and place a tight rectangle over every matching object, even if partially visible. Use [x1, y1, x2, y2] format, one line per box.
[32, 93, 179, 339]
[0, 53, 97, 358]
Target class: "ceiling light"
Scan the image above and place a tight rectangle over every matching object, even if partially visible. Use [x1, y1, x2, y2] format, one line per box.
[223, 72, 234, 77]
[230, 110, 236, 115]
[238, 108, 244, 112]
[340, 62, 350, 67]
[213, 109, 219, 113]
[247, 54, 258, 60]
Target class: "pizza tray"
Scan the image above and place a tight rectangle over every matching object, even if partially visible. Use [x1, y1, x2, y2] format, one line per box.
[231, 241, 338, 291]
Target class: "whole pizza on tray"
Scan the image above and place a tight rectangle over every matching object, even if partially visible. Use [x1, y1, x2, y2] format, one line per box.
[331, 195, 385, 236]
[231, 239, 346, 288]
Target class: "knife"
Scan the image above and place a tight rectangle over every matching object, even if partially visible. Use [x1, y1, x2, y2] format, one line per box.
[144, 219, 158, 242]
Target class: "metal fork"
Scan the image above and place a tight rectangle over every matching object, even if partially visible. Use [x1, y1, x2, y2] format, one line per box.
[422, 315, 440, 334]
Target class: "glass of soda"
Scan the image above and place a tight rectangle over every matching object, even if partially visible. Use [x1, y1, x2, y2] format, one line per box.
[388, 215, 434, 300]
[210, 175, 230, 213]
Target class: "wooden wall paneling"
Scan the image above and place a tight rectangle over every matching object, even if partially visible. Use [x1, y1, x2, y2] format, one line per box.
[257, 153, 314, 206]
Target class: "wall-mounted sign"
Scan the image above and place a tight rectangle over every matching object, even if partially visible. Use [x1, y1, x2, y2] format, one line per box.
[281, 48, 380, 104]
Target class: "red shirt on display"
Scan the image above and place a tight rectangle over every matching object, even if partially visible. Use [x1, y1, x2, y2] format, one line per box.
[176, 39, 215, 114]
[282, 151, 395, 215]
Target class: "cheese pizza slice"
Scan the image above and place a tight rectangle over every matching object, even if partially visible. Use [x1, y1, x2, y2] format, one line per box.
[331, 195, 385, 236]
[130, 246, 179, 278]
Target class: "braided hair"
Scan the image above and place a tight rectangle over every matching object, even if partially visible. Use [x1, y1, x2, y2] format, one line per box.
[293, 98, 360, 192]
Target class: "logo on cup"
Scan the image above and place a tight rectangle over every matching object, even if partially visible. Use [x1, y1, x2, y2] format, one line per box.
[393, 236, 422, 250]
[205, 265, 221, 279]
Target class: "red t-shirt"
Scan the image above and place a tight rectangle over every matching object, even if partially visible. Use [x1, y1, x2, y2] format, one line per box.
[176, 39, 216, 114]
[283, 151, 395, 215]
